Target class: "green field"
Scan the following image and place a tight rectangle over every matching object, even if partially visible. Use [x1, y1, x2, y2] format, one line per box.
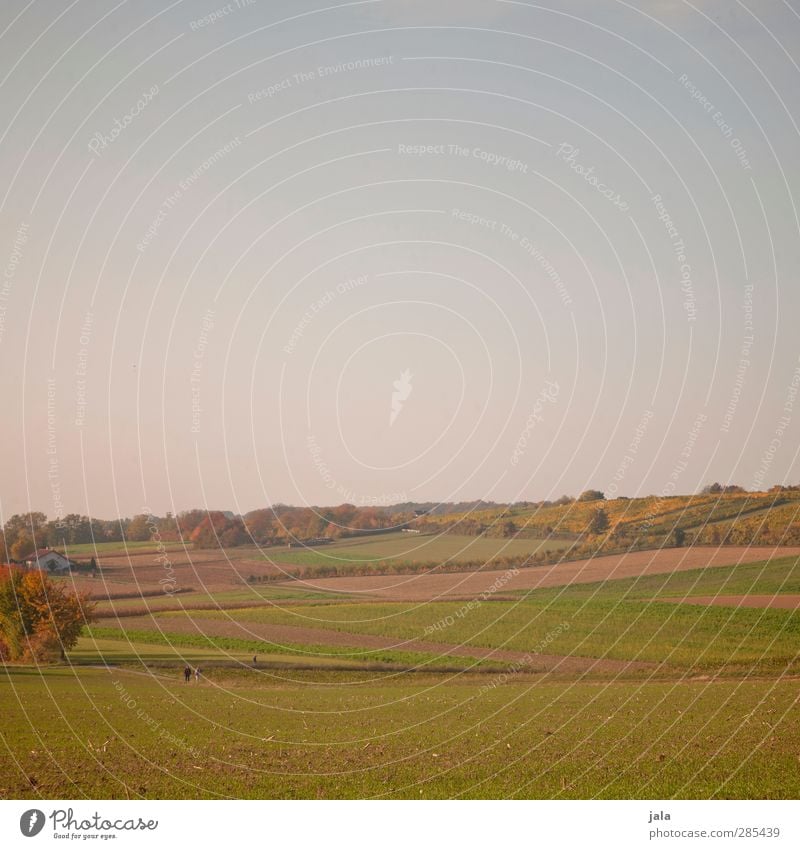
[92, 584, 346, 616]
[510, 555, 800, 602]
[271, 531, 569, 567]
[69, 637, 357, 669]
[62, 539, 188, 557]
[3, 551, 799, 798]
[2, 666, 798, 798]
[170, 596, 798, 674]
[81, 627, 502, 672]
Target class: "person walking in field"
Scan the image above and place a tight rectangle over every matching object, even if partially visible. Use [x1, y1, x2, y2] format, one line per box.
[194, 667, 201, 682]
[183, 665, 191, 683]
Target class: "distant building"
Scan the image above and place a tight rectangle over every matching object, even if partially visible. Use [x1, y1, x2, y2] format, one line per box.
[24, 548, 75, 575]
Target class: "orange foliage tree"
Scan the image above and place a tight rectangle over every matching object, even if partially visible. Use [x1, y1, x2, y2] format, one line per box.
[0, 567, 95, 662]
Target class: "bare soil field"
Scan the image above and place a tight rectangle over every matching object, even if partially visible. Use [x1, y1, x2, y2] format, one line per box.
[279, 545, 800, 601]
[60, 548, 289, 598]
[98, 613, 656, 675]
[660, 594, 800, 610]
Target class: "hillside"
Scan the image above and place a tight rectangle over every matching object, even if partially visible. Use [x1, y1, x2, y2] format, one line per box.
[408, 489, 800, 557]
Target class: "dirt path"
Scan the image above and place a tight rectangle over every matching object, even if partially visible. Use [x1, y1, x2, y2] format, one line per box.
[105, 615, 656, 675]
[659, 594, 800, 610]
[274, 545, 800, 601]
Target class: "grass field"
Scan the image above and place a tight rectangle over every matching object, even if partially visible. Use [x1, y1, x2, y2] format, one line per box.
[80, 627, 503, 672]
[272, 532, 569, 567]
[57, 533, 572, 600]
[91, 584, 346, 617]
[2, 667, 798, 799]
[63, 540, 188, 557]
[3, 548, 799, 798]
[69, 531, 569, 571]
[169, 596, 799, 674]
[510, 555, 800, 602]
[68, 637, 359, 669]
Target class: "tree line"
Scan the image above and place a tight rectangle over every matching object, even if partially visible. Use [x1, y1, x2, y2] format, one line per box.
[1, 504, 412, 558]
[3, 484, 796, 559]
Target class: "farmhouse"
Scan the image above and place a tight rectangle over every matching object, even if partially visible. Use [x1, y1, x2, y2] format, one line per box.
[24, 548, 75, 575]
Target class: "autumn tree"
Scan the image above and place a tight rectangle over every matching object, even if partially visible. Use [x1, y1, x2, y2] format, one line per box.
[190, 517, 222, 549]
[324, 522, 344, 540]
[589, 508, 610, 535]
[303, 515, 326, 539]
[3, 512, 47, 551]
[10, 531, 35, 561]
[188, 513, 247, 549]
[126, 513, 153, 542]
[178, 509, 208, 540]
[243, 509, 277, 545]
[53, 514, 95, 545]
[220, 521, 248, 547]
[503, 520, 518, 538]
[0, 568, 31, 659]
[0, 568, 95, 662]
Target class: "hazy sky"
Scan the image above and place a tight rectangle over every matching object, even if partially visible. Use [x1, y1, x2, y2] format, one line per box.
[1, 0, 799, 519]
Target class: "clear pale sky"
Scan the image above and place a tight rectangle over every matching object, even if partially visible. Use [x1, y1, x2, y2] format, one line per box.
[1, 0, 799, 519]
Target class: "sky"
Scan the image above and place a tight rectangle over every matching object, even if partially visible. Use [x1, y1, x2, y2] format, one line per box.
[1, 0, 799, 519]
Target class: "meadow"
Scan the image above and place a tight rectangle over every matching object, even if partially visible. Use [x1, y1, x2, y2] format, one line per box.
[81, 627, 502, 672]
[2, 545, 799, 799]
[272, 531, 569, 567]
[509, 554, 800, 602]
[57, 530, 568, 570]
[90, 584, 345, 617]
[2, 667, 798, 799]
[62, 539, 188, 557]
[156, 595, 799, 674]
